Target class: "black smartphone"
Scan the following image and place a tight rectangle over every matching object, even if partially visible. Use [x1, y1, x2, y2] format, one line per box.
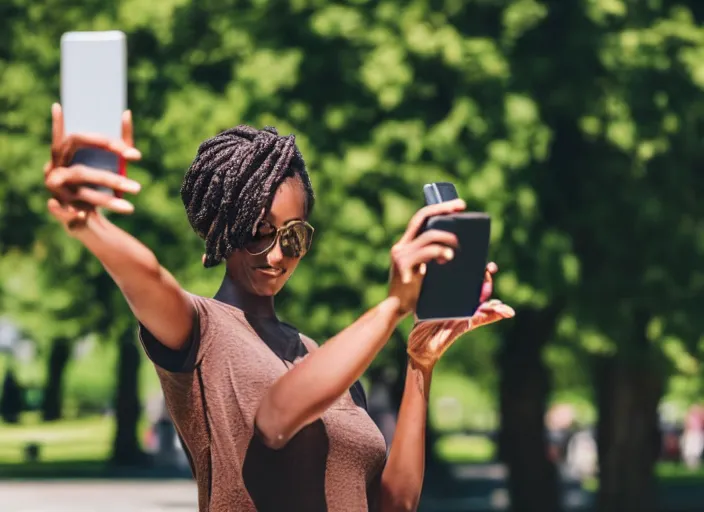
[416, 183, 491, 321]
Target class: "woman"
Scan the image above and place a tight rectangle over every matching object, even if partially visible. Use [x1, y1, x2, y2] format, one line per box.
[44, 104, 514, 511]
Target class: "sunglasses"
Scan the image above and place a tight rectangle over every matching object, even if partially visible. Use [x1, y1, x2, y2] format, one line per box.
[245, 219, 315, 258]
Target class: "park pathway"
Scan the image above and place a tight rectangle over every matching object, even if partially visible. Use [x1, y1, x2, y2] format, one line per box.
[0, 480, 197, 511]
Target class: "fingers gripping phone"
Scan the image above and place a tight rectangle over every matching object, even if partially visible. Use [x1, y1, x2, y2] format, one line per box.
[416, 183, 491, 321]
[60, 30, 127, 189]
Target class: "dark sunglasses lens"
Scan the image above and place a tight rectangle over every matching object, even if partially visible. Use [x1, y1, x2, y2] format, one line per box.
[245, 233, 276, 254]
[280, 223, 313, 258]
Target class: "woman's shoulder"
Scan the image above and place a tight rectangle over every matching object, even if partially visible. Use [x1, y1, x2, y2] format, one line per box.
[185, 293, 251, 329]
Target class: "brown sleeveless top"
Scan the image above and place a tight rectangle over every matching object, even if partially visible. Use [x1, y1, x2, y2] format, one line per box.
[138, 288, 387, 511]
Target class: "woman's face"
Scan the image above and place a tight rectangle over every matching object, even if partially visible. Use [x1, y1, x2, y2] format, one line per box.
[226, 177, 309, 297]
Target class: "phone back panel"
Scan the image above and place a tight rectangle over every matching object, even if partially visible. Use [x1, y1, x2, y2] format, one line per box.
[60, 31, 127, 173]
[416, 213, 491, 321]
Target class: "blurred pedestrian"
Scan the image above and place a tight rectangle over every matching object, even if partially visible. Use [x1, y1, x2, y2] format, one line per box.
[681, 405, 704, 469]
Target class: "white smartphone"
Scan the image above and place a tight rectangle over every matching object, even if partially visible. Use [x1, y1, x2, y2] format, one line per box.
[60, 30, 127, 178]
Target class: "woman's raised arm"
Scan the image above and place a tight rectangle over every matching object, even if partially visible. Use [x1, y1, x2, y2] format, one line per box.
[45, 104, 194, 351]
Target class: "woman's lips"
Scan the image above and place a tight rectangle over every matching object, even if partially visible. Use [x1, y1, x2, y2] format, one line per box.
[254, 267, 284, 277]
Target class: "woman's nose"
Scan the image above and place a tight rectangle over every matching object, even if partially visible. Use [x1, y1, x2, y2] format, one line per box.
[267, 238, 285, 265]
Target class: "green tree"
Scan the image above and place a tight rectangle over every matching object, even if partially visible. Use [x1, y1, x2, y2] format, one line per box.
[507, 2, 704, 510]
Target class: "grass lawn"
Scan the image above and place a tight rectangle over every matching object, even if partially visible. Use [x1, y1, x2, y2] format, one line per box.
[3, 415, 704, 488]
[435, 433, 496, 463]
[0, 413, 157, 478]
[657, 462, 704, 483]
[435, 433, 704, 491]
[0, 345, 163, 477]
[0, 414, 113, 464]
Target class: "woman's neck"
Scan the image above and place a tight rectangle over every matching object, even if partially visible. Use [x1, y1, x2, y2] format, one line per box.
[214, 273, 277, 318]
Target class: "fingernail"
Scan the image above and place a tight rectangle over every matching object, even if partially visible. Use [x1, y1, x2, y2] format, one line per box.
[122, 180, 141, 193]
[110, 198, 134, 212]
[444, 249, 454, 260]
[124, 148, 141, 159]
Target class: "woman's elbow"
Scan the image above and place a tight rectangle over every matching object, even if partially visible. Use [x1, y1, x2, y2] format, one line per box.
[380, 478, 421, 512]
[254, 397, 292, 450]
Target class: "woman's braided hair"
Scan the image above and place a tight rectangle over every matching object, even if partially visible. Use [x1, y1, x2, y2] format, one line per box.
[180, 125, 315, 268]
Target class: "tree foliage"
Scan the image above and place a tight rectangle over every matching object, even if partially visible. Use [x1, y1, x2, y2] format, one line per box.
[2, 0, 704, 508]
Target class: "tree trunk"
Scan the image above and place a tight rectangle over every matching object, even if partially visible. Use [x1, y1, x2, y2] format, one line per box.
[595, 356, 662, 512]
[498, 307, 562, 512]
[41, 337, 71, 422]
[111, 327, 145, 466]
[0, 367, 23, 424]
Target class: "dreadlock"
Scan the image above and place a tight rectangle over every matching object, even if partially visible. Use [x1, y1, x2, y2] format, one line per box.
[181, 125, 315, 268]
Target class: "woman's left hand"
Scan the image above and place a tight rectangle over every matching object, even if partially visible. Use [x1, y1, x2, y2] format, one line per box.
[407, 262, 515, 370]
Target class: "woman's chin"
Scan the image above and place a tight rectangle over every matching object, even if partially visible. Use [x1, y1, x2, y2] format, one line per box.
[251, 278, 285, 297]
[246, 267, 294, 297]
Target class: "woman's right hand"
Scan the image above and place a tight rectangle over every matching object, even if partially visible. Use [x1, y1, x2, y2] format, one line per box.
[45, 103, 143, 235]
[387, 199, 466, 318]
